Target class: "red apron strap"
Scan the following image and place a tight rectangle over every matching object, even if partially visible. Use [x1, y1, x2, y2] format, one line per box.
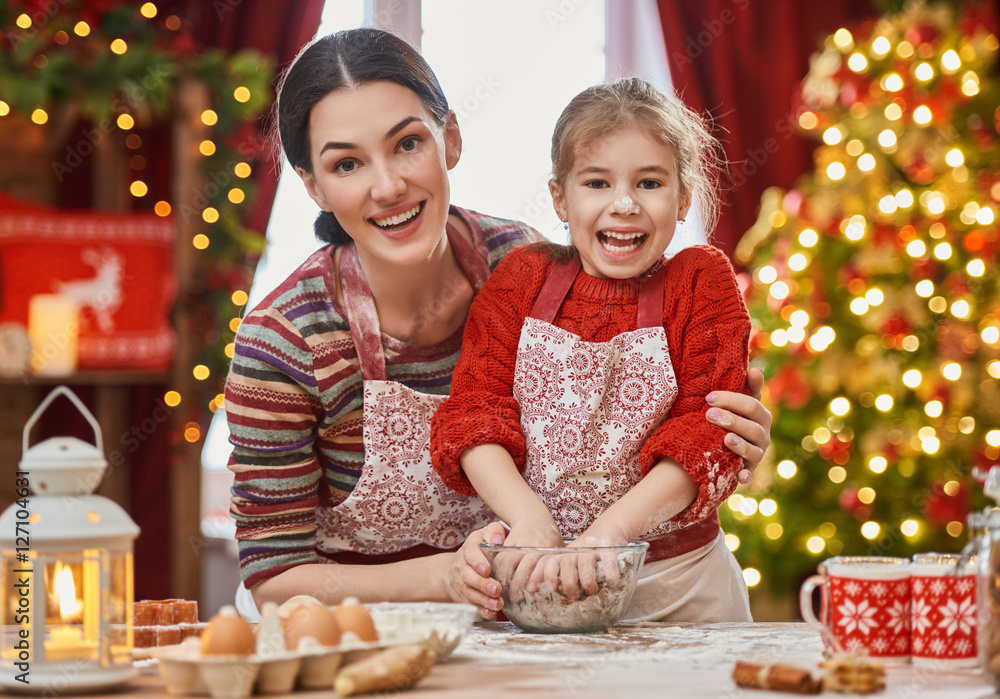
[636, 259, 667, 329]
[529, 255, 582, 324]
[340, 242, 388, 381]
[530, 255, 664, 328]
[447, 220, 492, 293]
[339, 223, 492, 381]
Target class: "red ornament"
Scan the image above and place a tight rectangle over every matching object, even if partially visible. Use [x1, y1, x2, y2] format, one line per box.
[880, 313, 911, 337]
[838, 485, 870, 520]
[769, 364, 813, 410]
[923, 482, 970, 526]
[904, 23, 939, 48]
[819, 436, 852, 465]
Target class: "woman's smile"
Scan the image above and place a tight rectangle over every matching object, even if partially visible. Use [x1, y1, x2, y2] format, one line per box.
[297, 80, 462, 267]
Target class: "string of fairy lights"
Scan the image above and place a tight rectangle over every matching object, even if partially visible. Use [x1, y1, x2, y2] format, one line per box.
[0, 2, 272, 442]
[724, 3, 999, 595]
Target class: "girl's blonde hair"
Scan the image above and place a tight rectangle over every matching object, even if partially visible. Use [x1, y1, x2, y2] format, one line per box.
[550, 77, 724, 234]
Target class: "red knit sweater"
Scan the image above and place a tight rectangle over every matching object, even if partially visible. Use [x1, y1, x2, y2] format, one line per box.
[430, 243, 751, 529]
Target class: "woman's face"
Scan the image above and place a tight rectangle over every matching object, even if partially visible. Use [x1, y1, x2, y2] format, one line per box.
[298, 80, 461, 267]
[549, 125, 691, 279]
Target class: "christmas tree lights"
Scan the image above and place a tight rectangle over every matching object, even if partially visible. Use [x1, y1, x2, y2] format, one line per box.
[733, 0, 1000, 597]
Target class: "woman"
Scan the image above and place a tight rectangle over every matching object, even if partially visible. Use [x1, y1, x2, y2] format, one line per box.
[225, 27, 771, 620]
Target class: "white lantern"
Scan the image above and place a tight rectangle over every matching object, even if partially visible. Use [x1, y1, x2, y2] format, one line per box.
[0, 386, 139, 693]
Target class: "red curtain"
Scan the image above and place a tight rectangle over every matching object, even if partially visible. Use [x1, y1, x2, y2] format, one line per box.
[164, 0, 326, 236]
[657, 0, 876, 262]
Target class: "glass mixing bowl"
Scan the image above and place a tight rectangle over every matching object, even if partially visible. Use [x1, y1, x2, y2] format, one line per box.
[479, 542, 649, 634]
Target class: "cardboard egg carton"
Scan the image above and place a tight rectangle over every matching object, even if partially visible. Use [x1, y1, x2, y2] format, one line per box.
[149, 603, 389, 697]
[149, 600, 477, 697]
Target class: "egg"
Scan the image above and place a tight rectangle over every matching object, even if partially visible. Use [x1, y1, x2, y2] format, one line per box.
[283, 602, 342, 650]
[200, 605, 255, 656]
[332, 598, 378, 643]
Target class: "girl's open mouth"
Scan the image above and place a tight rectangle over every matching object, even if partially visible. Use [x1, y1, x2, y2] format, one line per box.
[598, 230, 647, 253]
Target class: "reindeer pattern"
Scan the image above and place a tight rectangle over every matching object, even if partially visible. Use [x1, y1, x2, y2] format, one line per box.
[53, 247, 125, 333]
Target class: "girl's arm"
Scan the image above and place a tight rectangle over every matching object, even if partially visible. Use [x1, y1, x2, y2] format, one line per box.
[460, 443, 562, 547]
[252, 521, 508, 619]
[574, 458, 697, 546]
[431, 249, 549, 495]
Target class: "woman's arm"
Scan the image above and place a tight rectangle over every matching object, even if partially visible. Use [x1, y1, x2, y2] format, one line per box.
[251, 522, 509, 619]
[639, 246, 751, 525]
[706, 366, 772, 483]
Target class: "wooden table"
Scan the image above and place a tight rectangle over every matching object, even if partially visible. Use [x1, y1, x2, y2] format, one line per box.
[41, 622, 999, 698]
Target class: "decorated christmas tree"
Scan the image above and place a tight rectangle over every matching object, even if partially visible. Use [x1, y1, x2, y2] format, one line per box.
[729, 0, 1000, 597]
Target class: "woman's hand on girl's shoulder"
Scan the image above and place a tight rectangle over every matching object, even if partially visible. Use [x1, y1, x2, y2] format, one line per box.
[705, 367, 772, 483]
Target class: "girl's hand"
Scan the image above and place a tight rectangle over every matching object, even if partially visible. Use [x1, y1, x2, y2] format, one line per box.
[444, 522, 506, 619]
[706, 366, 772, 484]
[504, 514, 563, 548]
[500, 515, 564, 602]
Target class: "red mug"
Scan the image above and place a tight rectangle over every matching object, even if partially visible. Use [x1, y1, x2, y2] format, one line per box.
[910, 553, 977, 668]
[800, 556, 911, 663]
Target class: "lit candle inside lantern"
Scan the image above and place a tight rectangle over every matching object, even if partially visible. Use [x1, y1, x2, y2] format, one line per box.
[28, 294, 79, 376]
[45, 563, 84, 661]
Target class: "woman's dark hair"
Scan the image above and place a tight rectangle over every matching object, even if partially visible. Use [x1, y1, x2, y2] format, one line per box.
[275, 28, 450, 245]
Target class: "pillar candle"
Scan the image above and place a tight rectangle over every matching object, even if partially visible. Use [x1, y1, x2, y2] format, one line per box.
[28, 294, 79, 376]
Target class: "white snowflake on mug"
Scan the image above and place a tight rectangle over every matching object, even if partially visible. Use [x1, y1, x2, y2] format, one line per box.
[837, 599, 878, 635]
[930, 579, 948, 597]
[912, 578, 925, 595]
[912, 598, 933, 634]
[885, 599, 909, 633]
[894, 636, 908, 652]
[957, 577, 975, 595]
[895, 581, 909, 597]
[955, 638, 972, 655]
[931, 638, 947, 655]
[913, 636, 925, 653]
[843, 581, 862, 597]
[871, 582, 888, 599]
[938, 597, 976, 637]
[845, 637, 865, 652]
[872, 637, 888, 653]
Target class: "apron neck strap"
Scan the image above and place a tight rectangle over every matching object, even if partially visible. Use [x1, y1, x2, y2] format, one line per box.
[529, 255, 581, 323]
[636, 261, 667, 329]
[340, 220, 490, 381]
[529, 254, 666, 328]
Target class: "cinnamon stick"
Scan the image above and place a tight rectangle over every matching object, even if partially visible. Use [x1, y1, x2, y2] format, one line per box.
[732, 661, 822, 695]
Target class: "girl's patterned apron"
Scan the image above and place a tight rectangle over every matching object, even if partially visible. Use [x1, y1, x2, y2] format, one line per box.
[315, 223, 496, 556]
[513, 255, 720, 558]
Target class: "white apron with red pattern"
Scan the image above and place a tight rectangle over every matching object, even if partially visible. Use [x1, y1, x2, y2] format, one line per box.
[315, 223, 496, 556]
[513, 256, 748, 622]
[514, 256, 721, 552]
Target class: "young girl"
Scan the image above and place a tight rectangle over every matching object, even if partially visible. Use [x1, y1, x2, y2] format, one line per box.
[430, 77, 752, 622]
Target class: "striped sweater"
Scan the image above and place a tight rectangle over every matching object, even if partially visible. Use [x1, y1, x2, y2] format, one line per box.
[225, 207, 540, 588]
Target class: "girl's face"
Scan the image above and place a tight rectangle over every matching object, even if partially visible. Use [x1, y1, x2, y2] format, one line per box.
[549, 125, 691, 279]
[297, 81, 461, 267]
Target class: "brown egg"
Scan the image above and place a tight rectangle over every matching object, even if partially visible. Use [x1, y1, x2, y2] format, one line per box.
[283, 603, 342, 650]
[200, 606, 255, 656]
[332, 598, 378, 643]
